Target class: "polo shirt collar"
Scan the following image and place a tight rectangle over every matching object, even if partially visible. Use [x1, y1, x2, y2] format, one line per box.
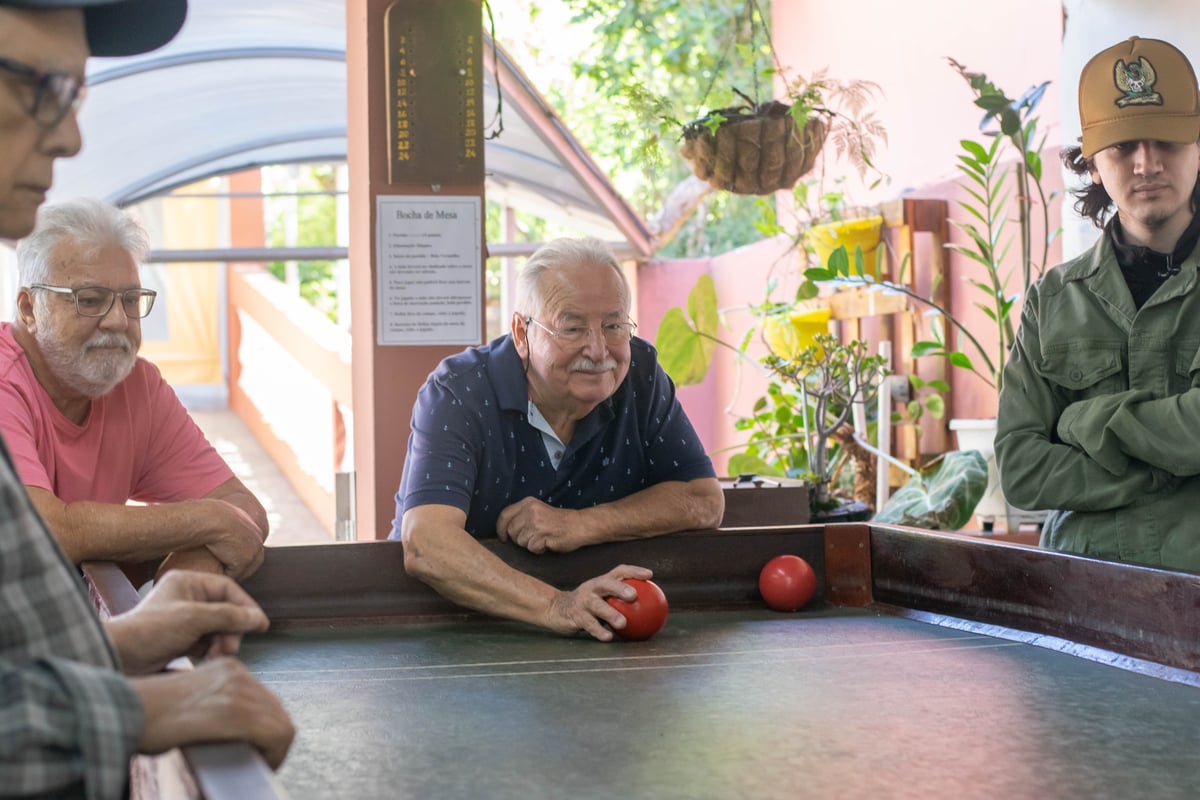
[488, 335, 531, 412]
[488, 333, 620, 449]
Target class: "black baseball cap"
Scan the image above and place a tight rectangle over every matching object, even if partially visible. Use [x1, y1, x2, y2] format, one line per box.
[0, 0, 188, 57]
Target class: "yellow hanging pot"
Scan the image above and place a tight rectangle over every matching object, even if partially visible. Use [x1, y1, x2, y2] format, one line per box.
[762, 306, 832, 361]
[808, 210, 884, 279]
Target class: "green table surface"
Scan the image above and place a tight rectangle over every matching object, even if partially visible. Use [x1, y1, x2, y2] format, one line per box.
[240, 607, 1200, 800]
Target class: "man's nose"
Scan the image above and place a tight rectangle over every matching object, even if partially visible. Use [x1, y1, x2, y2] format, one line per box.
[39, 108, 83, 160]
[581, 327, 609, 356]
[98, 296, 131, 328]
[1132, 141, 1163, 174]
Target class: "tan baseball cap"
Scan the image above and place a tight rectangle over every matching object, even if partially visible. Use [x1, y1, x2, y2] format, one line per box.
[1079, 36, 1200, 158]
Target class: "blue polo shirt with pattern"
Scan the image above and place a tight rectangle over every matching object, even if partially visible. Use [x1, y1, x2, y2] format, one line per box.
[390, 334, 716, 539]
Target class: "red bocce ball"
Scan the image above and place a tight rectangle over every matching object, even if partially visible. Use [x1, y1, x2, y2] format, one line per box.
[606, 578, 669, 641]
[758, 555, 817, 612]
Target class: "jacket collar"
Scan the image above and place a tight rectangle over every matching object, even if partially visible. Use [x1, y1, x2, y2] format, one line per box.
[1059, 220, 1200, 316]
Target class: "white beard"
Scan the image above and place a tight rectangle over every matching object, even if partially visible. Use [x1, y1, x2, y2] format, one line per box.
[37, 329, 137, 398]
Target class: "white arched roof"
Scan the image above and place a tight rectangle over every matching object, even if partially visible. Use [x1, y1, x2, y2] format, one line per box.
[51, 0, 649, 251]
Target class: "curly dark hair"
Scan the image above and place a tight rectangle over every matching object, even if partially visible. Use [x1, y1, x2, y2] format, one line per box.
[1060, 146, 1111, 228]
[1062, 144, 1200, 228]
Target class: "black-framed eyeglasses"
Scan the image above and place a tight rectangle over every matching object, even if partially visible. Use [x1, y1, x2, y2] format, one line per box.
[29, 284, 157, 319]
[0, 56, 85, 128]
[526, 317, 636, 346]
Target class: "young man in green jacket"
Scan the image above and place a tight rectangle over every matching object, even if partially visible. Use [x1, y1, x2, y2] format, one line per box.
[996, 37, 1200, 571]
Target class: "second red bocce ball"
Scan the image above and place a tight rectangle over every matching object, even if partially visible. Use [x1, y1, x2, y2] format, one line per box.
[758, 555, 817, 612]
[606, 578, 669, 640]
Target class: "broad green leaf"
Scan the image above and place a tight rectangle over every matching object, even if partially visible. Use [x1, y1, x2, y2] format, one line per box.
[828, 246, 849, 275]
[727, 453, 784, 478]
[1025, 149, 1043, 180]
[852, 247, 866, 277]
[873, 450, 987, 529]
[974, 95, 1010, 112]
[961, 140, 989, 160]
[949, 351, 975, 370]
[911, 341, 943, 357]
[687, 273, 718, 341]
[956, 155, 986, 177]
[655, 307, 709, 385]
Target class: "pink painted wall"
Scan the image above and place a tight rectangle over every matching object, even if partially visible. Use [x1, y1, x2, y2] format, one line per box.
[639, 236, 799, 475]
[770, 0, 1065, 424]
[772, 0, 1064, 201]
[637, 255, 719, 454]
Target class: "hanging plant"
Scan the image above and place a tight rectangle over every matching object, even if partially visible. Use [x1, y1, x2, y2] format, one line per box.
[680, 92, 829, 195]
[675, 31, 885, 198]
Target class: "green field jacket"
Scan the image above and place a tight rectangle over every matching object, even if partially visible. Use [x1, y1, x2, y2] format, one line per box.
[995, 234, 1200, 572]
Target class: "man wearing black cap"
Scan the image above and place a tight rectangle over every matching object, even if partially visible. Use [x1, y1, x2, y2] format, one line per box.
[0, 2, 293, 795]
[996, 37, 1200, 572]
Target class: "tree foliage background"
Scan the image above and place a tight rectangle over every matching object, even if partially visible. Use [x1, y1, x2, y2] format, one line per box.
[492, 0, 778, 257]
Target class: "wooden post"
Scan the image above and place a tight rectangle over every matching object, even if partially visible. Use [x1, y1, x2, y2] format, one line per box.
[346, 0, 486, 539]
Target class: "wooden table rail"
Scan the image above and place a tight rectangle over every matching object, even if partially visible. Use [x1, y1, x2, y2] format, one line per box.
[82, 562, 290, 800]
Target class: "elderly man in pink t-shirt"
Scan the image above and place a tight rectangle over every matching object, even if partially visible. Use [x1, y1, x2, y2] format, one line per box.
[0, 197, 268, 579]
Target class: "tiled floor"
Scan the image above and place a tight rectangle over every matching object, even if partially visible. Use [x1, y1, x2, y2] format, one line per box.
[191, 410, 332, 547]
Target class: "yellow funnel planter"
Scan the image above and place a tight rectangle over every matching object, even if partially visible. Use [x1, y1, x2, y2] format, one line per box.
[763, 307, 832, 361]
[808, 213, 884, 278]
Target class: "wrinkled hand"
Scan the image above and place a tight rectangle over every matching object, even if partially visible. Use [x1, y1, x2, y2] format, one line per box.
[544, 564, 653, 641]
[201, 499, 267, 578]
[497, 497, 590, 553]
[133, 659, 295, 769]
[106, 570, 270, 675]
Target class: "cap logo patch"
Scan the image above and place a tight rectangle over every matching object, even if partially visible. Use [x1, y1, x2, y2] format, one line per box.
[1114, 56, 1163, 107]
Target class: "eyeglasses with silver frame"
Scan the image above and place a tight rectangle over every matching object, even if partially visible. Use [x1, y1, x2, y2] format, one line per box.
[29, 284, 157, 319]
[525, 317, 636, 346]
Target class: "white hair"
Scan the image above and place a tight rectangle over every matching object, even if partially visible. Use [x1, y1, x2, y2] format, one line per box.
[16, 197, 150, 290]
[514, 237, 629, 319]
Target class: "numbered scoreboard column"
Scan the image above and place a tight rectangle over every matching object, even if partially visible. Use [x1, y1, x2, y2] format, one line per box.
[384, 0, 484, 186]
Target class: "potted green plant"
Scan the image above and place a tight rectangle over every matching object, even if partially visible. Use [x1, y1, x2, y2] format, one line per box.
[787, 181, 887, 281]
[802, 61, 1054, 388]
[657, 273, 981, 527]
[657, 274, 893, 516]
[798, 59, 1059, 529]
[759, 332, 888, 511]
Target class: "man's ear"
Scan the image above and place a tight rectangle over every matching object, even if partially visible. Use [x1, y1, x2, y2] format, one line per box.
[512, 312, 530, 359]
[15, 288, 38, 331]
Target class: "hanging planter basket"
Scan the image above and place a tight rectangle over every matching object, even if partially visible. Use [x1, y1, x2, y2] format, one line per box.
[680, 99, 828, 196]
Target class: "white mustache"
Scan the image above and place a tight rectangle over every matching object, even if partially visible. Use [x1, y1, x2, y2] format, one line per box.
[83, 333, 133, 353]
[569, 358, 617, 372]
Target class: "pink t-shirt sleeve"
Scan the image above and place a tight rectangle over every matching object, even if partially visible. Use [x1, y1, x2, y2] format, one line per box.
[0, 366, 52, 491]
[0, 325, 55, 490]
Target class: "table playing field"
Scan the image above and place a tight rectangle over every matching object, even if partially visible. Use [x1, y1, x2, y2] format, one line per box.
[241, 607, 1200, 800]
[83, 521, 1200, 799]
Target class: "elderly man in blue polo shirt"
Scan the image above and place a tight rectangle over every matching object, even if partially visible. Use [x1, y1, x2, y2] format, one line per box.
[393, 237, 724, 641]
